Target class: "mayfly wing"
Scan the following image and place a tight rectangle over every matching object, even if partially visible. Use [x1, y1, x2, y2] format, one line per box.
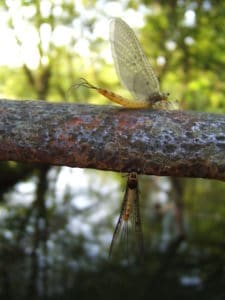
[108, 183, 130, 259]
[109, 18, 160, 101]
[128, 173, 144, 258]
[132, 183, 144, 258]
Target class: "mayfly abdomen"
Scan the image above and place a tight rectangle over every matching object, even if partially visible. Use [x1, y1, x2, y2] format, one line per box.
[96, 88, 151, 108]
[123, 189, 133, 221]
[71, 78, 151, 108]
[122, 172, 138, 221]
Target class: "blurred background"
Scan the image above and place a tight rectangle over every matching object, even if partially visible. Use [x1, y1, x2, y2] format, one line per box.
[0, 1, 225, 299]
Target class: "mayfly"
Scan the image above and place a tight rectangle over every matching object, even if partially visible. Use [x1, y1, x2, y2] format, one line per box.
[73, 18, 170, 108]
[109, 172, 144, 262]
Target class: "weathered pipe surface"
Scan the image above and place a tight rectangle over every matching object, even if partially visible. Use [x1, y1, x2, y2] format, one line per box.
[0, 99, 224, 181]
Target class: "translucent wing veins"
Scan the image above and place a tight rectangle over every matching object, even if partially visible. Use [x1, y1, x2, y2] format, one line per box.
[109, 18, 160, 101]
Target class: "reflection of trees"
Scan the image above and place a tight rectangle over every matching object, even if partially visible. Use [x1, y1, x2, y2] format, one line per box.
[0, 139, 224, 298]
[27, 165, 50, 299]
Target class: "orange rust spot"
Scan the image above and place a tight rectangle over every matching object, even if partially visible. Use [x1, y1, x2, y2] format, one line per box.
[66, 117, 83, 126]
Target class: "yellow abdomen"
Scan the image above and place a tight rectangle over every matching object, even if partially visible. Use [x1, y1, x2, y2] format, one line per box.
[97, 88, 151, 108]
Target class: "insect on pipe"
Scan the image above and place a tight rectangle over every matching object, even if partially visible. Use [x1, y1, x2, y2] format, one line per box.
[73, 18, 172, 109]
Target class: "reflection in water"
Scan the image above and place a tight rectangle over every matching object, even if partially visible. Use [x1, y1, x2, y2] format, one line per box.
[109, 172, 144, 264]
[0, 169, 225, 300]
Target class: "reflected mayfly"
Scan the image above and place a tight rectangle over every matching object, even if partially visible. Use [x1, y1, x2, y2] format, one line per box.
[73, 18, 171, 109]
[109, 172, 144, 262]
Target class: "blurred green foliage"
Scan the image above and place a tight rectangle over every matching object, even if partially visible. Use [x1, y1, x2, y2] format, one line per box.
[0, 1, 225, 299]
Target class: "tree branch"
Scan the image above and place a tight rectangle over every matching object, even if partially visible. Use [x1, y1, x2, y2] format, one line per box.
[0, 99, 224, 181]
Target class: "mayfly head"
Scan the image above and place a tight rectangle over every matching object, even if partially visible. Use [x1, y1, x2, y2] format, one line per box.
[161, 91, 170, 100]
[127, 172, 138, 190]
[146, 91, 170, 105]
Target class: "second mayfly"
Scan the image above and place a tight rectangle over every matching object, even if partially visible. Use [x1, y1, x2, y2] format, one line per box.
[109, 172, 144, 262]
